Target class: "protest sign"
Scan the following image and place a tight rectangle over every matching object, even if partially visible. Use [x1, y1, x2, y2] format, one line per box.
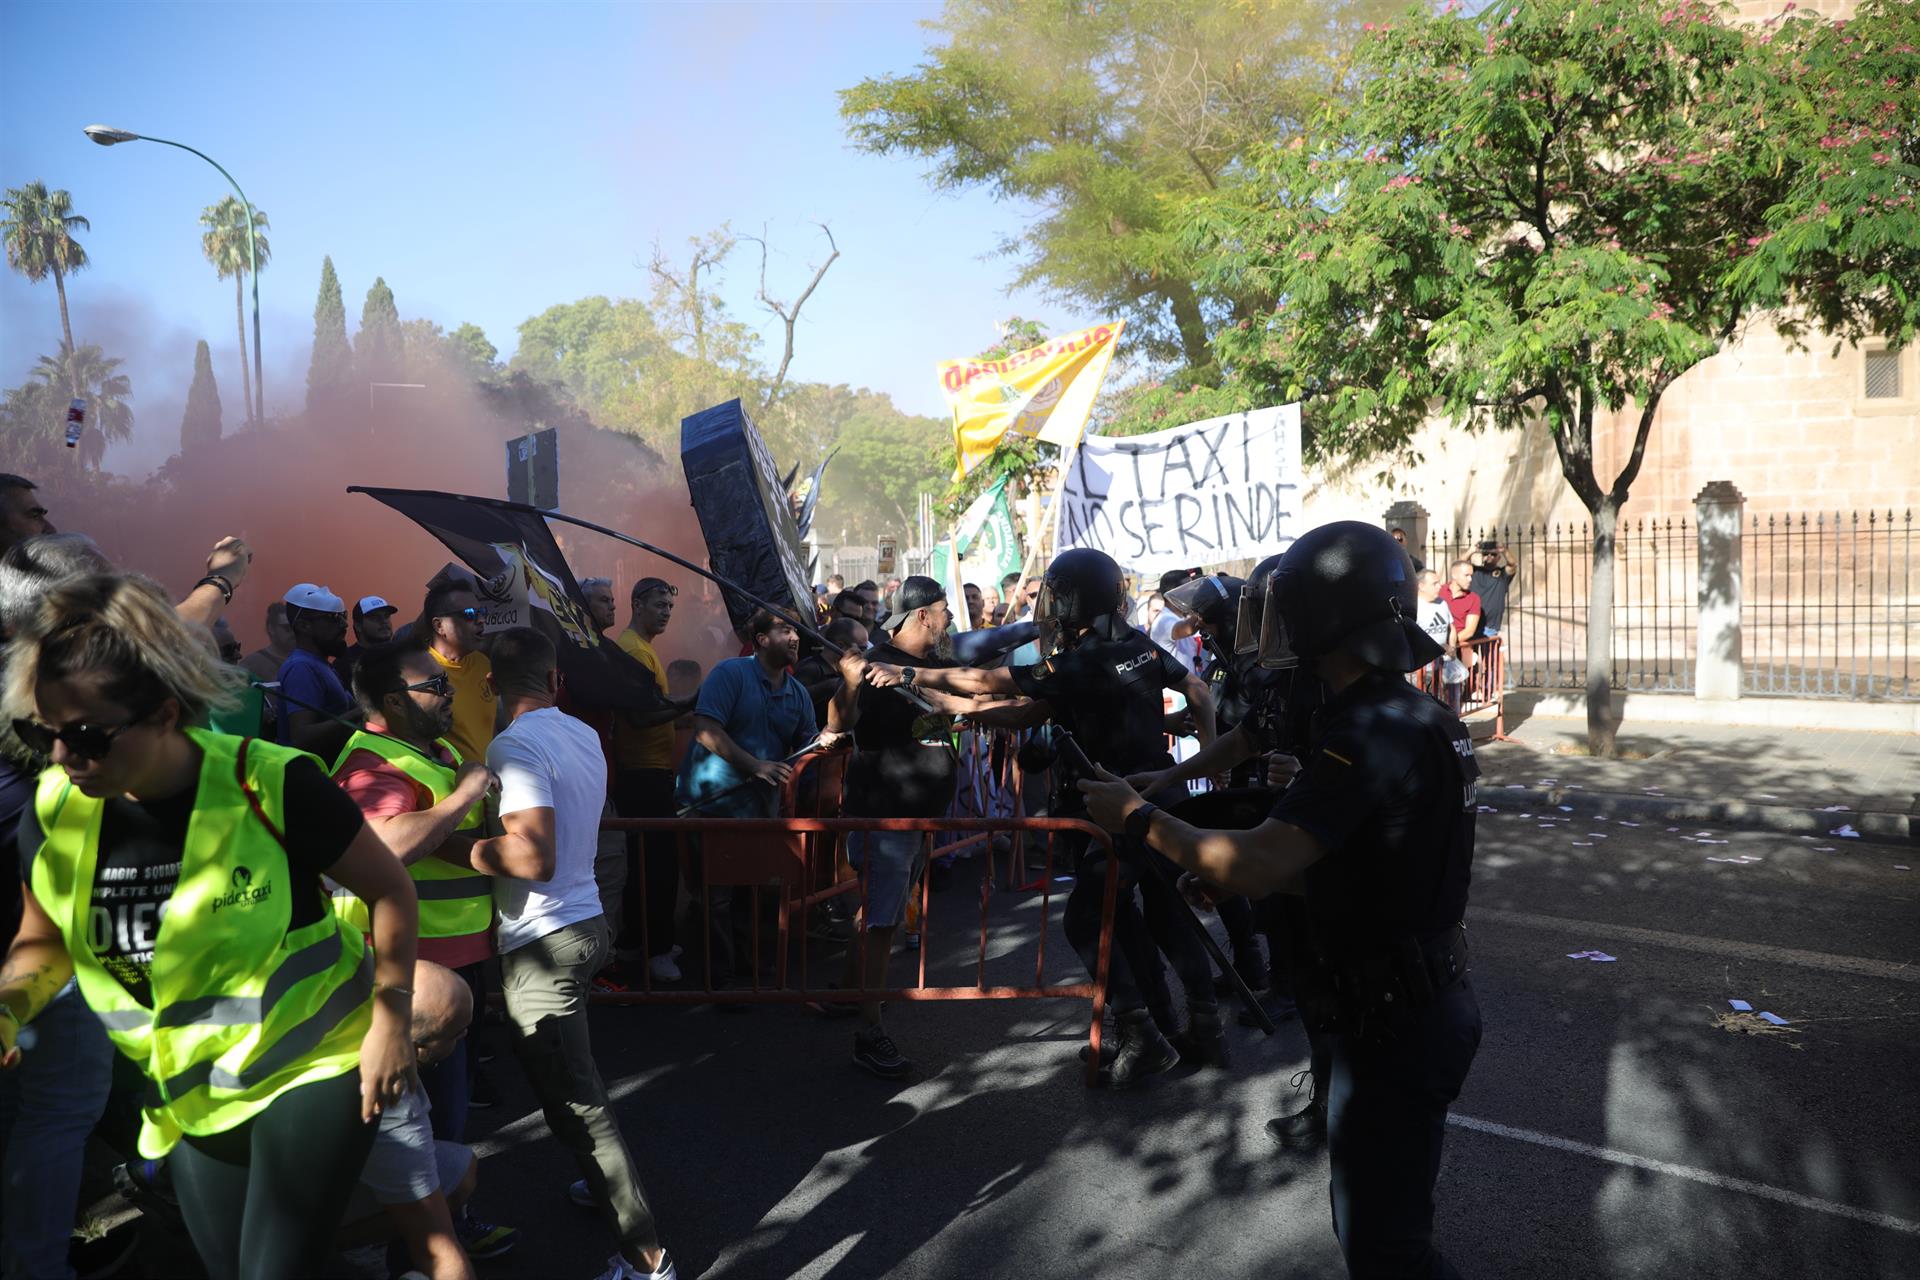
[938, 321, 1123, 481]
[1054, 404, 1301, 576]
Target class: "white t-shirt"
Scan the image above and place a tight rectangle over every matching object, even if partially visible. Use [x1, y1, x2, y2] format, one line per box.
[1418, 598, 1453, 648]
[1150, 608, 1201, 676]
[487, 706, 609, 955]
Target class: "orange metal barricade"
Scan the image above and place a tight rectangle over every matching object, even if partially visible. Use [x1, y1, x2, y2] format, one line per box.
[1411, 635, 1509, 738]
[598, 811, 1122, 1086]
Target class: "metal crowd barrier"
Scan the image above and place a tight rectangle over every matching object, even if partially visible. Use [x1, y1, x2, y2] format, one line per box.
[1411, 634, 1509, 738]
[595, 808, 1122, 1086]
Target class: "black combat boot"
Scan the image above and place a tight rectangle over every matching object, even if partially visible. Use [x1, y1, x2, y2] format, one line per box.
[1102, 1008, 1180, 1089]
[1264, 1069, 1327, 1149]
[1173, 1004, 1232, 1068]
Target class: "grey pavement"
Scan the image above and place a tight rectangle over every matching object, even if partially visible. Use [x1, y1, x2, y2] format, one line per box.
[1475, 708, 1919, 841]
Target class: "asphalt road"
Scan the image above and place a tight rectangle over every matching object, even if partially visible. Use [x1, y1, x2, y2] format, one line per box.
[111, 811, 1920, 1278]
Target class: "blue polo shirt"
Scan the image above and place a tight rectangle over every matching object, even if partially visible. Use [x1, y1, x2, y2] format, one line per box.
[676, 656, 817, 816]
[274, 648, 353, 743]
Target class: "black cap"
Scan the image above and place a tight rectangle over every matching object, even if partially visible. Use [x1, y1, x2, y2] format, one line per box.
[881, 575, 945, 633]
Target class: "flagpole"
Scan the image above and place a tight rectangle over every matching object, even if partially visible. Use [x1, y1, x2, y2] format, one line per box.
[347, 485, 938, 712]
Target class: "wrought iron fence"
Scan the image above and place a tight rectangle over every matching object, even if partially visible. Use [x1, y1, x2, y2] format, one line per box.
[1745, 509, 1917, 698]
[1422, 520, 1698, 694]
[1424, 509, 1918, 701]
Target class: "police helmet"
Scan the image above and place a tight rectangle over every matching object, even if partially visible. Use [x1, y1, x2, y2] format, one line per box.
[1164, 573, 1244, 635]
[1033, 547, 1126, 652]
[1234, 553, 1285, 656]
[1258, 521, 1443, 672]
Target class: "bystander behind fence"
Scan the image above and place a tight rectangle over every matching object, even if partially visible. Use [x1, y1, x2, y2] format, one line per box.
[1422, 508, 1917, 700]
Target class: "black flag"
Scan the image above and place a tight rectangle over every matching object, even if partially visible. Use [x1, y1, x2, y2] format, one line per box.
[356, 486, 666, 714]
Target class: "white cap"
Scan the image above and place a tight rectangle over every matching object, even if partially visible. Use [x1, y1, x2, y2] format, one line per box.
[284, 583, 345, 613]
[355, 595, 397, 617]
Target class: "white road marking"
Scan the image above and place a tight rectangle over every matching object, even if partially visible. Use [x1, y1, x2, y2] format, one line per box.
[1473, 907, 1920, 983]
[1448, 1113, 1920, 1236]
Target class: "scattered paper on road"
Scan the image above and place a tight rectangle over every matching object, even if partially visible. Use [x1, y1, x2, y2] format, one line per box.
[1831, 824, 1861, 839]
[1572, 842, 1594, 847]
[1819, 805, 1850, 812]
[1758, 1012, 1789, 1026]
[1566, 950, 1617, 962]
[1728, 999, 1752, 1011]
[1558, 805, 1574, 812]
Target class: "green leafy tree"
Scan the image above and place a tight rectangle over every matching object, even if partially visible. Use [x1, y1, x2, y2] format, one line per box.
[1188, 0, 1920, 753]
[14, 342, 133, 471]
[450, 323, 498, 378]
[817, 393, 951, 544]
[356, 276, 404, 391]
[180, 339, 221, 453]
[2, 181, 90, 395]
[307, 255, 353, 414]
[841, 0, 1396, 370]
[199, 196, 270, 426]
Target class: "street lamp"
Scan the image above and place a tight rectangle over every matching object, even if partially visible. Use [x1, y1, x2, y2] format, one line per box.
[85, 124, 265, 426]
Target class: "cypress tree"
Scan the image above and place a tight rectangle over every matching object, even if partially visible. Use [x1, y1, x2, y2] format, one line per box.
[306, 255, 353, 412]
[180, 339, 222, 452]
[356, 276, 404, 389]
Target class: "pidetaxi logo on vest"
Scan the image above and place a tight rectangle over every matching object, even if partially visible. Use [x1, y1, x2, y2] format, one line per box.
[212, 864, 273, 913]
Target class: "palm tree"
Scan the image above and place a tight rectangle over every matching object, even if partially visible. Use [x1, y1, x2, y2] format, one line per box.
[1, 181, 91, 396]
[33, 342, 132, 471]
[199, 196, 269, 426]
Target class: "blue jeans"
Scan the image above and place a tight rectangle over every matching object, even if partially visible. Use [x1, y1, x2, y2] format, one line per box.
[0, 980, 114, 1280]
[847, 829, 925, 930]
[1326, 976, 1481, 1279]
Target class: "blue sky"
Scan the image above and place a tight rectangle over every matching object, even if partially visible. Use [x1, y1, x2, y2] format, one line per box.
[0, 0, 1070, 475]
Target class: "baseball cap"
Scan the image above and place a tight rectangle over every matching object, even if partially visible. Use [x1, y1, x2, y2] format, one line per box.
[284, 583, 345, 614]
[353, 594, 397, 620]
[880, 575, 946, 633]
[632, 576, 677, 600]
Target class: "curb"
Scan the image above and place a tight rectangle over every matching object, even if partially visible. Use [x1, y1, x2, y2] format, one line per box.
[1479, 785, 1914, 845]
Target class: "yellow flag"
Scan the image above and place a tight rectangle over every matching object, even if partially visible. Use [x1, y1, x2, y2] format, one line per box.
[938, 321, 1124, 481]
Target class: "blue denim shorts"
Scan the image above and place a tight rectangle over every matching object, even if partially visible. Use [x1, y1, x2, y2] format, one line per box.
[847, 828, 927, 930]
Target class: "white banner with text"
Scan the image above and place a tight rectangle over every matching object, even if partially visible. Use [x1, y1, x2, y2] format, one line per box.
[1054, 404, 1301, 576]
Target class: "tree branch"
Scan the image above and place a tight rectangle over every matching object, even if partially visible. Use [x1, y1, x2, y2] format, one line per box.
[748, 223, 841, 408]
[1608, 368, 1674, 506]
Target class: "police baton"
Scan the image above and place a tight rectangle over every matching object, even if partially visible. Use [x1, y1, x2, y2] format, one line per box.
[1055, 732, 1279, 1036]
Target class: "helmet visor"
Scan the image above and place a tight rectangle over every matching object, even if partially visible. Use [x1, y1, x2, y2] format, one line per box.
[1233, 580, 1264, 656]
[1164, 574, 1224, 625]
[1257, 574, 1299, 669]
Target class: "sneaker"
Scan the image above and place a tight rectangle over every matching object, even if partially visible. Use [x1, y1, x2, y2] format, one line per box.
[809, 906, 855, 942]
[112, 1159, 183, 1233]
[647, 953, 682, 983]
[592, 1251, 677, 1280]
[454, 1209, 520, 1259]
[852, 1027, 913, 1079]
[591, 970, 631, 995]
[568, 1178, 596, 1208]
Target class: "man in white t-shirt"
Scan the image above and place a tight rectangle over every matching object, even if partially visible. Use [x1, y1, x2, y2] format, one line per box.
[1416, 569, 1466, 712]
[475, 628, 677, 1280]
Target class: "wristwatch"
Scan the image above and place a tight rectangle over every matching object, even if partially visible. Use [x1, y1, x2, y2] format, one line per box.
[900, 666, 917, 686]
[1124, 802, 1160, 844]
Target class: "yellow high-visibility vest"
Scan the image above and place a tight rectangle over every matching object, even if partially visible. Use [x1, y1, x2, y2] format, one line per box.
[28, 728, 372, 1158]
[329, 729, 491, 940]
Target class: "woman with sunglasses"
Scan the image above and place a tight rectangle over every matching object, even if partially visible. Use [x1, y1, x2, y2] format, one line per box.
[0, 573, 420, 1280]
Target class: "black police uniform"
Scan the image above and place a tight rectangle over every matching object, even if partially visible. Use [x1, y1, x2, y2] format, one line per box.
[1011, 626, 1215, 1022]
[1268, 670, 1481, 1279]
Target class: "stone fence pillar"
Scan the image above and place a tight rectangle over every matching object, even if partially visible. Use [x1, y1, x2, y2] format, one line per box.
[1383, 500, 1431, 560]
[1694, 481, 1745, 701]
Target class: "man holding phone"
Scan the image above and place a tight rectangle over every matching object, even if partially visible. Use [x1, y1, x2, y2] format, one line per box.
[1467, 542, 1516, 639]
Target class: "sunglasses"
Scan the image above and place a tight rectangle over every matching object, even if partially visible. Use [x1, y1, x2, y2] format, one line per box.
[402, 675, 453, 697]
[438, 607, 482, 622]
[12, 707, 156, 762]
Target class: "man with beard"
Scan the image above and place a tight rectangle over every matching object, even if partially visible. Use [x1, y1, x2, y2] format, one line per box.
[277, 583, 358, 747]
[822, 577, 1030, 1078]
[423, 581, 497, 764]
[340, 595, 399, 694]
[676, 610, 845, 989]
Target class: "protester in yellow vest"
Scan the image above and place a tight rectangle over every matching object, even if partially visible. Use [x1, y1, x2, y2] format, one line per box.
[0, 574, 420, 1280]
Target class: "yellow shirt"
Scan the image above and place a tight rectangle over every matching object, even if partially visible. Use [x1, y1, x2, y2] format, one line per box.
[430, 646, 496, 763]
[612, 628, 674, 770]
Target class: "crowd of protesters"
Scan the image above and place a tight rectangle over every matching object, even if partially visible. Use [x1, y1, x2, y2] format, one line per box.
[0, 464, 1498, 1280]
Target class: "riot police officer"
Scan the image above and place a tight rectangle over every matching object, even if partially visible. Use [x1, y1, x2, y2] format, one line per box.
[1078, 521, 1482, 1278]
[864, 546, 1222, 1086]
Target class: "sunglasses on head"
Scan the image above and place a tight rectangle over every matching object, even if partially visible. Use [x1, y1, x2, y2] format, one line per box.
[439, 607, 482, 622]
[12, 706, 157, 761]
[402, 675, 453, 697]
